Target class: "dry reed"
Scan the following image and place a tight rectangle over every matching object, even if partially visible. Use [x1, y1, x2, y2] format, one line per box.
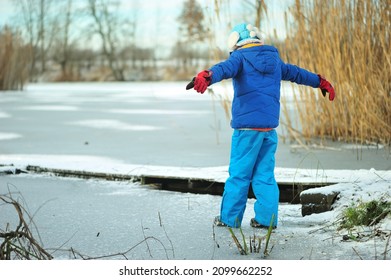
[0, 27, 31, 91]
[282, 0, 391, 145]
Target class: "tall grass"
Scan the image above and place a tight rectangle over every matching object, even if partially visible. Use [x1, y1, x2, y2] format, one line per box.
[282, 0, 391, 145]
[0, 27, 31, 91]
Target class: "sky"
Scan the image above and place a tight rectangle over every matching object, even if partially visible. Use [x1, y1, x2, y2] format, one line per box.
[0, 0, 293, 52]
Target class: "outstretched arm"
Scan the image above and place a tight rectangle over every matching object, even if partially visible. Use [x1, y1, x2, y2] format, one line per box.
[281, 63, 320, 87]
[186, 53, 242, 94]
[281, 63, 335, 101]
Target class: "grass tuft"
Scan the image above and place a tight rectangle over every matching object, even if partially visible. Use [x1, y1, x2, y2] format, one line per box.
[339, 199, 391, 230]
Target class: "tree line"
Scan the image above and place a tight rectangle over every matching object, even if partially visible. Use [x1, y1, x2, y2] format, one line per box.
[0, 0, 211, 90]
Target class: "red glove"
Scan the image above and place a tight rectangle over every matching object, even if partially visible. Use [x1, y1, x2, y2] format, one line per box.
[194, 70, 212, 94]
[318, 74, 335, 101]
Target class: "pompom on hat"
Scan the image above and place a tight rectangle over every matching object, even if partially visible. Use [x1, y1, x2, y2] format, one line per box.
[227, 23, 264, 50]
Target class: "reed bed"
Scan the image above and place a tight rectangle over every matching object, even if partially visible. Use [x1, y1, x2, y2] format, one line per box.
[0, 27, 31, 91]
[282, 0, 391, 145]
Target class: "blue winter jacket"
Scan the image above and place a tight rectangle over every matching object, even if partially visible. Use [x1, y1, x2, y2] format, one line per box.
[209, 45, 320, 129]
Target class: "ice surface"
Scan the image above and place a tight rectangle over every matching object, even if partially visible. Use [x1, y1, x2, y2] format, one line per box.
[1, 82, 390, 261]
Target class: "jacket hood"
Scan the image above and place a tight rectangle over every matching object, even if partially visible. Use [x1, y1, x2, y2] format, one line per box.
[237, 45, 279, 74]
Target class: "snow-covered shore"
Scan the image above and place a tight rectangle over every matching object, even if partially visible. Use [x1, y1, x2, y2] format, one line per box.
[1, 153, 390, 261]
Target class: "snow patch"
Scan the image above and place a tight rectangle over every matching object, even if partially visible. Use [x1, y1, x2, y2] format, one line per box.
[21, 105, 78, 111]
[0, 111, 11, 118]
[340, 143, 385, 150]
[107, 109, 209, 115]
[69, 119, 163, 131]
[0, 133, 22, 140]
[0, 154, 123, 171]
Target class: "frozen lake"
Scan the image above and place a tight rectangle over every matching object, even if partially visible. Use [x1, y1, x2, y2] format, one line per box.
[1, 82, 389, 170]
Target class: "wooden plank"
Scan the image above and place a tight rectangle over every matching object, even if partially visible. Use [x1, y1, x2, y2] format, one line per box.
[25, 165, 331, 203]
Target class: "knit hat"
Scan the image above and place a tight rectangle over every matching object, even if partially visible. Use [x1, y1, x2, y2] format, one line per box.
[227, 23, 264, 50]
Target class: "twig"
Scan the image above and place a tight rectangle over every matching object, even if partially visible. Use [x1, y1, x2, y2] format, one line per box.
[373, 172, 386, 182]
[67, 236, 170, 260]
[48, 231, 78, 256]
[383, 233, 391, 260]
[280, 120, 309, 150]
[308, 221, 336, 234]
[211, 224, 219, 259]
[157, 212, 175, 259]
[0, 192, 53, 260]
[256, 236, 262, 253]
[352, 247, 363, 260]
[369, 209, 391, 227]
[374, 227, 378, 260]
[250, 235, 254, 253]
[141, 222, 153, 258]
[158, 211, 162, 227]
[308, 247, 313, 260]
[228, 228, 246, 255]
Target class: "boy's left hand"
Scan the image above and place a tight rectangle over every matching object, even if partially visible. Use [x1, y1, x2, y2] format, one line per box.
[318, 75, 335, 101]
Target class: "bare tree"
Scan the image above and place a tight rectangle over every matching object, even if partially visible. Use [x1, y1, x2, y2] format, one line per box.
[178, 0, 206, 42]
[244, 0, 268, 28]
[176, 0, 207, 71]
[51, 0, 74, 80]
[13, 0, 58, 79]
[86, 0, 138, 81]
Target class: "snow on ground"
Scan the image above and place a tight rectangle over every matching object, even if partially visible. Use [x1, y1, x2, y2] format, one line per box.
[1, 154, 389, 185]
[1, 154, 390, 261]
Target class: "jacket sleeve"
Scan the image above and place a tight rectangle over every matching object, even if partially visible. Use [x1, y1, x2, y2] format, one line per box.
[208, 52, 243, 85]
[281, 63, 320, 88]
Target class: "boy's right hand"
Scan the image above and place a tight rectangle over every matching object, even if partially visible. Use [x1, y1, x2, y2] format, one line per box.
[194, 70, 212, 94]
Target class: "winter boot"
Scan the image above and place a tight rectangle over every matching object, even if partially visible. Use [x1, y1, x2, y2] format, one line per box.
[214, 216, 228, 227]
[250, 218, 276, 229]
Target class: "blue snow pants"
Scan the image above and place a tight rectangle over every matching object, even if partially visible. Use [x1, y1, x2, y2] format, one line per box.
[220, 129, 279, 228]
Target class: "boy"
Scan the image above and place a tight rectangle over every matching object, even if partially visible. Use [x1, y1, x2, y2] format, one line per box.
[187, 23, 335, 228]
